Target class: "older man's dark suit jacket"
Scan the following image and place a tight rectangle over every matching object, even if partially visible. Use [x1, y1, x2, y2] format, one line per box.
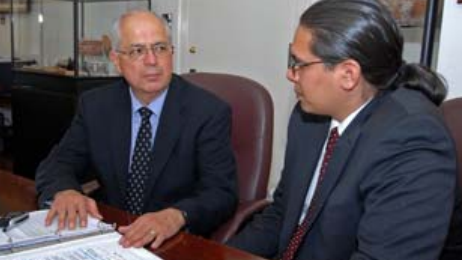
[36, 74, 238, 235]
[229, 87, 457, 260]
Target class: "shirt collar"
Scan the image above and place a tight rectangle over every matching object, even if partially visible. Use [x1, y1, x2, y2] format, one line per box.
[331, 97, 373, 135]
[129, 87, 169, 116]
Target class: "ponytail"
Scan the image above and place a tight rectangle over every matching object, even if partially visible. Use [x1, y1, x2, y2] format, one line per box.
[394, 63, 447, 105]
[299, 0, 447, 106]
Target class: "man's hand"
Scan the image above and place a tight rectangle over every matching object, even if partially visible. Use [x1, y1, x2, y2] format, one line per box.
[118, 208, 185, 249]
[45, 190, 102, 231]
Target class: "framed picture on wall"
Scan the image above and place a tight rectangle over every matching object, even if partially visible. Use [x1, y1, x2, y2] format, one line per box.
[0, 0, 30, 14]
[380, 0, 427, 27]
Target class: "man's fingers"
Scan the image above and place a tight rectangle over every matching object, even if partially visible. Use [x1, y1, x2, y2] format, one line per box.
[122, 224, 146, 246]
[45, 208, 57, 226]
[118, 212, 181, 249]
[150, 233, 165, 249]
[76, 202, 88, 227]
[118, 220, 157, 248]
[66, 204, 80, 230]
[118, 225, 130, 234]
[44, 190, 98, 231]
[132, 232, 155, 248]
[57, 208, 68, 230]
[86, 199, 102, 220]
[127, 228, 158, 248]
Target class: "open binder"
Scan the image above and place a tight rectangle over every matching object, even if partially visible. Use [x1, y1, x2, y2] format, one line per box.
[0, 209, 114, 254]
[0, 210, 162, 260]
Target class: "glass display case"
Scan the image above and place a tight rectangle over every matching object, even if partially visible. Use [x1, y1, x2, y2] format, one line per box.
[10, 0, 150, 77]
[8, 0, 151, 179]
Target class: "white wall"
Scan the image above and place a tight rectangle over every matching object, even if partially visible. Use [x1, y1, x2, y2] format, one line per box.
[437, 1, 462, 99]
[150, 0, 182, 72]
[165, 0, 296, 192]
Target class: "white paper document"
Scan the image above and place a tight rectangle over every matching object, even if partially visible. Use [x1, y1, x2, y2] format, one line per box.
[0, 210, 113, 252]
[1, 232, 163, 260]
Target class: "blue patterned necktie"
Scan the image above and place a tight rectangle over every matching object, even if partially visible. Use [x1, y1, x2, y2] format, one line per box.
[125, 107, 153, 215]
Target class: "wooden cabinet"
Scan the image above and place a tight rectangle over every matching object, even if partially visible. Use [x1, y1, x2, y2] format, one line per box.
[12, 70, 121, 179]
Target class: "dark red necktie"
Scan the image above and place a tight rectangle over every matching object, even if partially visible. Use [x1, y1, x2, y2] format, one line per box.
[281, 127, 340, 260]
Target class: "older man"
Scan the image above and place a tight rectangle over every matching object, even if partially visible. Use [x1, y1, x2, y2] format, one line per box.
[36, 10, 237, 249]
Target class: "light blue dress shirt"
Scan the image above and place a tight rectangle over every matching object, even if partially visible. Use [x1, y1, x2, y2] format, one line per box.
[128, 87, 169, 167]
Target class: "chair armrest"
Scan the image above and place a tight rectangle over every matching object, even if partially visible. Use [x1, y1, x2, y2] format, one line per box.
[211, 199, 270, 243]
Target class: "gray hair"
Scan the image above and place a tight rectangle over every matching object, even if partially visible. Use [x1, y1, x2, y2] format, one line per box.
[110, 10, 172, 50]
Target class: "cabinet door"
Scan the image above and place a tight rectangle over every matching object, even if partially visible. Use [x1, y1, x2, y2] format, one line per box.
[12, 86, 75, 179]
[177, 0, 291, 75]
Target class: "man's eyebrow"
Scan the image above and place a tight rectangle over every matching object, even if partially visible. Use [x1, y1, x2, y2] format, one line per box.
[128, 43, 145, 48]
[128, 41, 169, 47]
[290, 52, 302, 62]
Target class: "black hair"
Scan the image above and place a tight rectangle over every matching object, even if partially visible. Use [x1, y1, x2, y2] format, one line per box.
[300, 0, 447, 105]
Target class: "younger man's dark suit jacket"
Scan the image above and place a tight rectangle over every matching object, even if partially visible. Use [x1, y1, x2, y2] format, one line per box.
[229, 87, 457, 260]
[36, 74, 238, 236]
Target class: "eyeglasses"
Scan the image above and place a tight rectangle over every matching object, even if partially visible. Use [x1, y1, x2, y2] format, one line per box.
[116, 42, 173, 60]
[288, 44, 324, 75]
[288, 53, 324, 74]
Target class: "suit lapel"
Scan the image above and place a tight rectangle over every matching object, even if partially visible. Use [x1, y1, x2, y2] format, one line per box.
[304, 96, 383, 232]
[142, 77, 183, 206]
[281, 110, 331, 244]
[304, 126, 361, 231]
[110, 81, 132, 206]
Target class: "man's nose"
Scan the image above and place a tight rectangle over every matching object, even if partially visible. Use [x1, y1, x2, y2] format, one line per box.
[286, 68, 297, 83]
[143, 49, 158, 64]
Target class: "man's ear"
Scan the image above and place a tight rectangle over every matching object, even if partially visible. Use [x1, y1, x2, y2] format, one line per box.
[336, 59, 361, 91]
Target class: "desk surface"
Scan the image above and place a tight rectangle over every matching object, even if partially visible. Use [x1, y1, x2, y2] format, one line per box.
[0, 169, 267, 260]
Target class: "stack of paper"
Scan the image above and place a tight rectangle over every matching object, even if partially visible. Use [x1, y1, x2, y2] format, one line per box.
[0, 209, 113, 252]
[1, 232, 162, 260]
[0, 210, 162, 259]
